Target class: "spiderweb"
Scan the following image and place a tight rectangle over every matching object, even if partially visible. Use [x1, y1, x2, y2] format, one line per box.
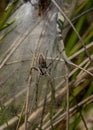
[0, 1, 69, 129]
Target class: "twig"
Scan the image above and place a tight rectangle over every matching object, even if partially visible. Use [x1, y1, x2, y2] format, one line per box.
[24, 53, 37, 129]
[66, 75, 69, 130]
[78, 61, 90, 77]
[18, 72, 93, 130]
[43, 94, 93, 130]
[4, 42, 93, 67]
[39, 82, 49, 129]
[71, 93, 89, 130]
[24, 17, 47, 129]
[16, 99, 26, 130]
[68, 60, 93, 77]
[47, 56, 93, 77]
[5, 59, 32, 65]
[63, 7, 93, 29]
[69, 42, 93, 61]
[51, 0, 93, 64]
[79, 111, 89, 130]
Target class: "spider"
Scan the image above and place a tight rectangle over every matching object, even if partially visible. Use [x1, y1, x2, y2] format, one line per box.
[30, 53, 52, 76]
[30, 53, 55, 107]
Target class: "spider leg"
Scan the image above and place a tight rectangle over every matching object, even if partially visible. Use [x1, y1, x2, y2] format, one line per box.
[30, 66, 40, 74]
[47, 55, 59, 69]
[35, 73, 41, 108]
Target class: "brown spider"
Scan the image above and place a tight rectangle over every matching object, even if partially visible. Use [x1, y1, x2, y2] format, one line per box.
[38, 53, 48, 75]
[30, 53, 56, 108]
[30, 53, 51, 76]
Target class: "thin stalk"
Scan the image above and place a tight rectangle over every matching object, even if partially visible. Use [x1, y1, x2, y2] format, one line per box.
[51, 0, 93, 64]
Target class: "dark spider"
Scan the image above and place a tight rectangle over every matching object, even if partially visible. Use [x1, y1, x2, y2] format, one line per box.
[38, 53, 48, 75]
[30, 53, 56, 107]
[30, 53, 51, 76]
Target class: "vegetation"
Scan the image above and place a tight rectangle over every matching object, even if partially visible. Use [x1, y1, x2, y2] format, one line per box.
[0, 0, 93, 130]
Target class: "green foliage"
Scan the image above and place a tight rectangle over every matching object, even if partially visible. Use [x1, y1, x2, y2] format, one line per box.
[0, 20, 15, 31]
[62, 0, 93, 129]
[0, 104, 18, 125]
[0, 0, 19, 31]
[65, 0, 93, 56]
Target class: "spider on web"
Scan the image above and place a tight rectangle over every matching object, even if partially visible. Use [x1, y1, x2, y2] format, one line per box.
[30, 53, 53, 76]
[30, 53, 56, 107]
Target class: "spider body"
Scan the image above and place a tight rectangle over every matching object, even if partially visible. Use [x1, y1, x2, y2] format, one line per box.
[39, 54, 47, 68]
[38, 54, 47, 75]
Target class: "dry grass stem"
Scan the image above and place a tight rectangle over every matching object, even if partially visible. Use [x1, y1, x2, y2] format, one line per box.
[51, 0, 92, 64]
